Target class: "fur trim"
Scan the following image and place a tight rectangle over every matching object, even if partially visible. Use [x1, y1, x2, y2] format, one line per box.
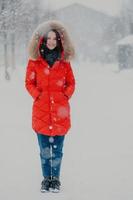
[28, 20, 75, 61]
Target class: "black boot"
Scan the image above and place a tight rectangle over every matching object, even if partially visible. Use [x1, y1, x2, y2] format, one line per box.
[41, 176, 51, 193]
[50, 176, 61, 193]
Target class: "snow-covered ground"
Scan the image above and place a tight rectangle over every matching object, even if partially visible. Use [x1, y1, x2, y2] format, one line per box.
[0, 61, 133, 200]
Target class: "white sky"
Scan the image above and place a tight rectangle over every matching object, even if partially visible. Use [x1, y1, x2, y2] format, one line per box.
[48, 0, 122, 16]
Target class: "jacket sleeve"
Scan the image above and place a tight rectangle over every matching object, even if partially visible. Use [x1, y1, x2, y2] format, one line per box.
[64, 62, 75, 99]
[25, 59, 41, 100]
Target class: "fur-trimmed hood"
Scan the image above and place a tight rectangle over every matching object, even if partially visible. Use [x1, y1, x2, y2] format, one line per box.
[28, 20, 75, 61]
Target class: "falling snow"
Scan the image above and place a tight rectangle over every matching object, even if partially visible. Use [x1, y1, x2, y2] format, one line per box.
[29, 72, 35, 80]
[56, 80, 64, 86]
[44, 68, 50, 75]
[41, 147, 51, 159]
[52, 158, 62, 167]
[57, 106, 69, 118]
[1, 0, 133, 199]
[49, 125, 53, 130]
[49, 136, 54, 143]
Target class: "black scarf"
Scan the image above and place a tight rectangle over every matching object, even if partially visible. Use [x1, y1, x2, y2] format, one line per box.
[40, 46, 61, 67]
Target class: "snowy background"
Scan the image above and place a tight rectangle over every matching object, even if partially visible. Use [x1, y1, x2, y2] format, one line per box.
[0, 0, 133, 200]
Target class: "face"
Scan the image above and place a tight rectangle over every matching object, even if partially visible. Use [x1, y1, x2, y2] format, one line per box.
[46, 31, 57, 50]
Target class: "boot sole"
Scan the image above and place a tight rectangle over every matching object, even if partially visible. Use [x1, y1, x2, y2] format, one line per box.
[49, 188, 60, 193]
[40, 189, 50, 193]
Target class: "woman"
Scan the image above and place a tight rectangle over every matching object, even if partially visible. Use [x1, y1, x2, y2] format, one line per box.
[25, 20, 75, 193]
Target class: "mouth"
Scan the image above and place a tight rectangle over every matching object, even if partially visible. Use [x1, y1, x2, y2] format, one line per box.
[47, 43, 54, 46]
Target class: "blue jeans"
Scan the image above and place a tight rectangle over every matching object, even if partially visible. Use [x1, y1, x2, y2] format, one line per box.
[36, 133, 65, 178]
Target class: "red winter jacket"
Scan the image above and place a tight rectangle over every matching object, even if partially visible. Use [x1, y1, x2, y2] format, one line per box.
[25, 20, 76, 136]
[25, 56, 75, 136]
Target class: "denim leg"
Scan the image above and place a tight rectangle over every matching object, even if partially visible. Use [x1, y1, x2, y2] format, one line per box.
[51, 135, 65, 177]
[36, 133, 51, 177]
